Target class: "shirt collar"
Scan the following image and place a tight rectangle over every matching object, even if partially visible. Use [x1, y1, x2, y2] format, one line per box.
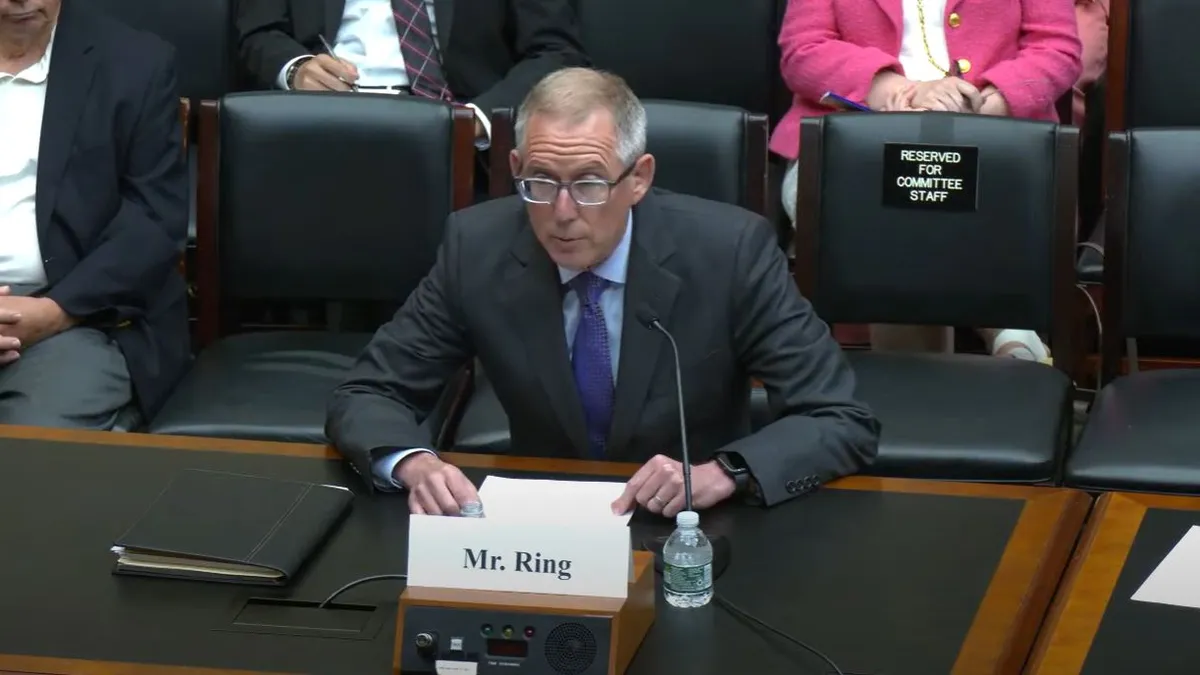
[1, 26, 55, 84]
[557, 210, 633, 286]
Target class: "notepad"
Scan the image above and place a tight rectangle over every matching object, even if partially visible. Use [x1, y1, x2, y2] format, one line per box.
[1131, 525, 1200, 609]
[477, 476, 631, 524]
[111, 469, 354, 586]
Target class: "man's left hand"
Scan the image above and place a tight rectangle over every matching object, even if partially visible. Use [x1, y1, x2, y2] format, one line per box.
[611, 454, 737, 518]
[0, 288, 75, 347]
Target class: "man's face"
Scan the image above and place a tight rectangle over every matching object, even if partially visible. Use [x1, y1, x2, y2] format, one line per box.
[510, 110, 653, 271]
[0, 0, 58, 44]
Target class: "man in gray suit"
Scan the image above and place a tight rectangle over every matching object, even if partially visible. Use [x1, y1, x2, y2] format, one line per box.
[327, 67, 879, 518]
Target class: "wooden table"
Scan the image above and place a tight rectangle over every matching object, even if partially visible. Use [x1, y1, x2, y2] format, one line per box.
[0, 426, 1090, 675]
[1027, 491, 1200, 674]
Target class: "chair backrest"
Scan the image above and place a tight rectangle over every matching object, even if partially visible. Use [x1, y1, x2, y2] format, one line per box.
[194, 92, 475, 345]
[91, 0, 234, 102]
[575, 0, 787, 123]
[1101, 128, 1200, 381]
[1108, 0, 1200, 129]
[794, 112, 1078, 365]
[488, 101, 769, 215]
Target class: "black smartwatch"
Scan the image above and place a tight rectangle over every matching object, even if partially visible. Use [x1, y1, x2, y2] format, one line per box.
[714, 452, 751, 494]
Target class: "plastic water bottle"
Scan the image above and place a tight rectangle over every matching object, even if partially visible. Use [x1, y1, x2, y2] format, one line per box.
[460, 501, 485, 518]
[662, 510, 713, 608]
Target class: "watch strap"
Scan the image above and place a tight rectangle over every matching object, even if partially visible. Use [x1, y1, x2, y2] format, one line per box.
[715, 452, 751, 495]
[286, 56, 314, 90]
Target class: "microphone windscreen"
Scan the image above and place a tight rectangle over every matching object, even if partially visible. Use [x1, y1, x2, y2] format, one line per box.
[634, 303, 658, 328]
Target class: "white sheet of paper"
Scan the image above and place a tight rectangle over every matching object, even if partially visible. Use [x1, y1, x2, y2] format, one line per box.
[1131, 525, 1200, 608]
[477, 476, 631, 524]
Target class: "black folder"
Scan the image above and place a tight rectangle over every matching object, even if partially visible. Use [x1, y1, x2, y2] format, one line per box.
[112, 469, 354, 585]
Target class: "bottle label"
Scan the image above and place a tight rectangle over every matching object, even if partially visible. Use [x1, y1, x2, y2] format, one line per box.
[663, 562, 712, 594]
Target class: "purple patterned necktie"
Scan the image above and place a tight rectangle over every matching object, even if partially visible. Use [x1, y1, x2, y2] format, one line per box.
[570, 272, 614, 459]
[390, 0, 453, 101]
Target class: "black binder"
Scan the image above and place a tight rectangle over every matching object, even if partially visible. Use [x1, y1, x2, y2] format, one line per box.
[112, 468, 354, 585]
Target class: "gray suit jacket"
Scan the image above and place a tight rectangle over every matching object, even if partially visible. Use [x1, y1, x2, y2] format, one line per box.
[326, 190, 879, 505]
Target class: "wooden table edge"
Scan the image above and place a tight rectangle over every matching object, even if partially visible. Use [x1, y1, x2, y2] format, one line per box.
[0, 426, 1098, 501]
[947, 488, 1092, 674]
[1025, 491, 1200, 674]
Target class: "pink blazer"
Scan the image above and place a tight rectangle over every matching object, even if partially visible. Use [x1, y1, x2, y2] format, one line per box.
[770, 0, 1082, 159]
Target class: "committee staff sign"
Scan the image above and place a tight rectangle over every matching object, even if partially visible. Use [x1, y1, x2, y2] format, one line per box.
[881, 143, 979, 212]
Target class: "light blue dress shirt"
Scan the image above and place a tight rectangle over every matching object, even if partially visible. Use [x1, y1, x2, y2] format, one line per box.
[372, 212, 634, 488]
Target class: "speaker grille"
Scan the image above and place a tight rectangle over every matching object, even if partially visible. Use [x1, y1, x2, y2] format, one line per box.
[544, 622, 598, 675]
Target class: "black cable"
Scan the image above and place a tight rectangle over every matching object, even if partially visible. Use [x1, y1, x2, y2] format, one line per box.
[714, 593, 845, 675]
[317, 574, 407, 608]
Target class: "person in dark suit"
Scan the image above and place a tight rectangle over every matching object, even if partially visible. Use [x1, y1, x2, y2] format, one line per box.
[327, 68, 879, 518]
[0, 0, 189, 428]
[236, 0, 589, 147]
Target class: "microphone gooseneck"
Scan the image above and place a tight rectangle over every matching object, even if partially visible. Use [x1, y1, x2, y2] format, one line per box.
[635, 304, 693, 514]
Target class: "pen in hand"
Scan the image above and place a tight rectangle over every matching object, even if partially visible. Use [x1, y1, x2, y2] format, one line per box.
[317, 34, 357, 90]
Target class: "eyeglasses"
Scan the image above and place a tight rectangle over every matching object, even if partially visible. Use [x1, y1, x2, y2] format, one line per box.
[515, 164, 636, 206]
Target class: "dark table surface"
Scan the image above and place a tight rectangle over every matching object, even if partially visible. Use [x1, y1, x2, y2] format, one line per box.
[1030, 491, 1200, 675]
[0, 428, 1087, 675]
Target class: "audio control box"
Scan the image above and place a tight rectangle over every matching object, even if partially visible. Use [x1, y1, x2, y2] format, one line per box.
[394, 551, 655, 675]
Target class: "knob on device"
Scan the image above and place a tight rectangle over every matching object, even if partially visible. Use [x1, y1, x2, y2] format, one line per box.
[414, 631, 437, 655]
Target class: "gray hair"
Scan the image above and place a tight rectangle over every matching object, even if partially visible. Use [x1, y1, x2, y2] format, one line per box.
[514, 68, 647, 167]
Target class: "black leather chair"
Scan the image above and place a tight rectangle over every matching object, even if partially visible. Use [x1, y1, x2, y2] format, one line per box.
[576, 0, 792, 242]
[576, 0, 785, 121]
[1077, 0, 1200, 282]
[795, 113, 1079, 483]
[1066, 129, 1200, 493]
[147, 93, 475, 442]
[450, 102, 773, 453]
[486, 101, 769, 212]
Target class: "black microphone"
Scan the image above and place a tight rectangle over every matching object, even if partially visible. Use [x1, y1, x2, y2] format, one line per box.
[635, 303, 693, 514]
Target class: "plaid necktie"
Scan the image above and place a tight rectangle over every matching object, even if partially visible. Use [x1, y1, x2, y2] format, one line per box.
[570, 272, 614, 459]
[390, 0, 453, 101]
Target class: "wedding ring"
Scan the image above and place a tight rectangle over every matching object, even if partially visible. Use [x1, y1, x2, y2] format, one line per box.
[651, 496, 666, 506]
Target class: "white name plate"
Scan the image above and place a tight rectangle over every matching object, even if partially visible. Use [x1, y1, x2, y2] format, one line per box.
[407, 515, 632, 599]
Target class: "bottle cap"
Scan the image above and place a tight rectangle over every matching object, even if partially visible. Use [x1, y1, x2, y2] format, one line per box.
[676, 511, 699, 527]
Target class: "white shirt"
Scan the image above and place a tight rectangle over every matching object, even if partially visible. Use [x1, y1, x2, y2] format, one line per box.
[898, 0, 952, 83]
[277, 0, 491, 147]
[371, 212, 636, 490]
[0, 30, 53, 287]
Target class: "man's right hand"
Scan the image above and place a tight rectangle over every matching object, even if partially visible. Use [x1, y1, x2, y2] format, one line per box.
[396, 453, 480, 516]
[292, 54, 359, 92]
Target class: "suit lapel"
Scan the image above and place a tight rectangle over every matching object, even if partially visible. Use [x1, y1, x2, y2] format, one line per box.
[500, 222, 590, 457]
[606, 198, 680, 460]
[325, 0, 348, 41]
[945, 0, 966, 14]
[433, 0, 453, 55]
[36, 0, 96, 239]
